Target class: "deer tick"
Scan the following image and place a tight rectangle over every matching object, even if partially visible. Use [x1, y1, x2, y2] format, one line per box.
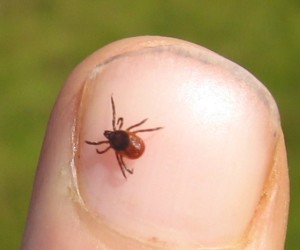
[85, 96, 163, 179]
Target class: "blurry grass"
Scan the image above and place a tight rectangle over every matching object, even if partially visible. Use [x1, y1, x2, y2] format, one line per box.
[0, 0, 299, 249]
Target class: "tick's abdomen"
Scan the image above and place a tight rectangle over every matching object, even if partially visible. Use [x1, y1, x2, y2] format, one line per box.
[124, 132, 145, 159]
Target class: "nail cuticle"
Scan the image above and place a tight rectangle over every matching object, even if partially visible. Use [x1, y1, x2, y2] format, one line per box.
[237, 130, 285, 250]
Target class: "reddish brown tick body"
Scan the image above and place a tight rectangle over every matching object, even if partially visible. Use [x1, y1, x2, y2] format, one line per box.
[85, 96, 163, 179]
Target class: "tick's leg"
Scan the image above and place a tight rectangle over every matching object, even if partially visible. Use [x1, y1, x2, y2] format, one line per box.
[85, 140, 109, 145]
[96, 146, 111, 154]
[120, 155, 134, 174]
[133, 127, 163, 133]
[111, 96, 117, 131]
[117, 117, 124, 130]
[126, 118, 148, 131]
[115, 152, 127, 179]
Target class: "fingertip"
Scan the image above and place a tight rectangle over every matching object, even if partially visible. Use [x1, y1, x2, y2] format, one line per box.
[23, 36, 289, 250]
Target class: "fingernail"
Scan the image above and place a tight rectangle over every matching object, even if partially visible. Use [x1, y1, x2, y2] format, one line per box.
[75, 44, 280, 248]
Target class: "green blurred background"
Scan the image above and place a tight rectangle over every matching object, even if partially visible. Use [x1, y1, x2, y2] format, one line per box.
[0, 1, 299, 249]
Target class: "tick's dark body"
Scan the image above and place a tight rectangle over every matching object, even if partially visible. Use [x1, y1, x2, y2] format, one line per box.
[104, 130, 145, 159]
[85, 96, 162, 178]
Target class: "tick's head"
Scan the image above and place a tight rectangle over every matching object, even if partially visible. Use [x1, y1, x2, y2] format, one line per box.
[104, 130, 129, 151]
[103, 130, 113, 139]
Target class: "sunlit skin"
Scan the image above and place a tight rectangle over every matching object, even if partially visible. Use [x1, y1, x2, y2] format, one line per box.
[85, 96, 163, 178]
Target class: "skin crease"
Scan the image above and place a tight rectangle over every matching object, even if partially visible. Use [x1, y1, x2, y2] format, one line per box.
[21, 36, 289, 250]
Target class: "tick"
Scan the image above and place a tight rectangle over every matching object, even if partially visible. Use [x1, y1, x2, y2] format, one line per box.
[85, 96, 163, 179]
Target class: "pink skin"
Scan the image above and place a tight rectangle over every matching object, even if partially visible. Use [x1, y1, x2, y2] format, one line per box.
[22, 37, 289, 249]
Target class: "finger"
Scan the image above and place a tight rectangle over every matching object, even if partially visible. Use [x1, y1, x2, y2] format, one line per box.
[22, 36, 289, 250]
